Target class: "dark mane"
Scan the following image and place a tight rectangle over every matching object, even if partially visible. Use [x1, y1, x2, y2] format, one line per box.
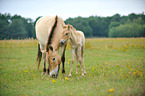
[46, 15, 58, 52]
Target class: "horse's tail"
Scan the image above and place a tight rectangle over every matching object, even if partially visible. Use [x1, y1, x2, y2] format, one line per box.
[37, 43, 42, 69]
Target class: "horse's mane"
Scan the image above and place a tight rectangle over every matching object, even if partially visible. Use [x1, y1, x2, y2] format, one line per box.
[46, 15, 58, 52]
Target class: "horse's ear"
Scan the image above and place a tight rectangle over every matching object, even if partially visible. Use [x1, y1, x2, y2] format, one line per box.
[68, 25, 70, 30]
[49, 45, 54, 51]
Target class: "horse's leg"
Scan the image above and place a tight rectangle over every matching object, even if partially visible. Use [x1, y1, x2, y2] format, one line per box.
[68, 48, 75, 76]
[77, 47, 84, 76]
[39, 43, 46, 75]
[81, 46, 86, 74]
[61, 43, 67, 75]
[42, 52, 46, 75]
[75, 48, 79, 74]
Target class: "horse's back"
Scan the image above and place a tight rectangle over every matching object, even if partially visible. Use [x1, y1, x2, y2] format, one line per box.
[35, 16, 55, 45]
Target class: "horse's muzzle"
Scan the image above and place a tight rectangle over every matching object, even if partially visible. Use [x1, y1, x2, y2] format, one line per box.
[60, 39, 66, 45]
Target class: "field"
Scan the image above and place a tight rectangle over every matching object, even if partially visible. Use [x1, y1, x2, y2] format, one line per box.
[0, 38, 145, 96]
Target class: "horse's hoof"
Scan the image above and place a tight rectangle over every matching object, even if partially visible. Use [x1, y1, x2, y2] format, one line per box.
[84, 71, 87, 74]
[76, 72, 79, 74]
[68, 74, 72, 77]
[42, 72, 45, 75]
[81, 73, 84, 76]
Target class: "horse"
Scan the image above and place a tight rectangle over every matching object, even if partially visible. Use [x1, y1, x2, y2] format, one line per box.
[35, 16, 67, 77]
[60, 24, 86, 76]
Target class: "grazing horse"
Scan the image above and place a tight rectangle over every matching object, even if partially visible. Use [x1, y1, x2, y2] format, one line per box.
[35, 16, 67, 77]
[60, 24, 86, 76]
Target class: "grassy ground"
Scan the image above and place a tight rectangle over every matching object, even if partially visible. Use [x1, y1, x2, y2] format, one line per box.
[0, 38, 145, 96]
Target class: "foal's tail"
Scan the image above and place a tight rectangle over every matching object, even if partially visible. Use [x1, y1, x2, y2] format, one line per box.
[37, 43, 42, 69]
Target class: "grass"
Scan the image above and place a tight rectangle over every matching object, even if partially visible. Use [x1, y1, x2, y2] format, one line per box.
[0, 38, 145, 96]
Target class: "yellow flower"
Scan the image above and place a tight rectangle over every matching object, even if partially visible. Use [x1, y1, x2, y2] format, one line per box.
[18, 71, 21, 73]
[0, 67, 3, 68]
[130, 69, 132, 71]
[68, 62, 70, 64]
[120, 69, 122, 71]
[24, 70, 28, 72]
[140, 74, 143, 77]
[32, 74, 36, 76]
[13, 59, 16, 62]
[39, 91, 42, 94]
[106, 63, 108, 64]
[117, 65, 119, 67]
[133, 72, 136, 75]
[76, 65, 80, 67]
[69, 59, 71, 61]
[4, 73, 7, 76]
[52, 79, 56, 83]
[106, 67, 109, 69]
[65, 77, 69, 80]
[108, 88, 114, 92]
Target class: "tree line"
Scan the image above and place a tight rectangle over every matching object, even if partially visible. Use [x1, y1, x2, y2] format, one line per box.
[0, 13, 145, 40]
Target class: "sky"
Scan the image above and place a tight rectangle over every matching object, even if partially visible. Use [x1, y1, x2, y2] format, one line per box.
[0, 0, 145, 20]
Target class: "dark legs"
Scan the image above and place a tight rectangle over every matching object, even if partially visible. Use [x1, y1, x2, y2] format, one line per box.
[61, 43, 67, 75]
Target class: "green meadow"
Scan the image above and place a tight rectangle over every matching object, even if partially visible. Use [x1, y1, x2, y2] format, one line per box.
[0, 38, 145, 96]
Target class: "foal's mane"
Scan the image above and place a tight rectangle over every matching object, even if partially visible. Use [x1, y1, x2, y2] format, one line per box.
[46, 15, 58, 52]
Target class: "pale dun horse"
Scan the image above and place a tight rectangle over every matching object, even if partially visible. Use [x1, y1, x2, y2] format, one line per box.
[36, 16, 67, 77]
[60, 24, 86, 76]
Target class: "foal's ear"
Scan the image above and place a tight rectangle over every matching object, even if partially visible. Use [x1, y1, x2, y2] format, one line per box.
[49, 45, 54, 51]
[68, 25, 70, 30]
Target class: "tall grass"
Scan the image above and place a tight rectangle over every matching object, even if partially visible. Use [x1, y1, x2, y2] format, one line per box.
[0, 38, 145, 96]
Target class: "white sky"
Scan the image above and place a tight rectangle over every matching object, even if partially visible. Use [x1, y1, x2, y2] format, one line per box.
[0, 0, 145, 20]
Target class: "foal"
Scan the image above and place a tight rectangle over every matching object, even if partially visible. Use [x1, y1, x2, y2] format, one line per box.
[60, 24, 86, 76]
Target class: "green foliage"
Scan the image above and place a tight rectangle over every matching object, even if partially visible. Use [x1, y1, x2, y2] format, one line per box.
[109, 17, 145, 37]
[0, 13, 145, 39]
[0, 13, 35, 40]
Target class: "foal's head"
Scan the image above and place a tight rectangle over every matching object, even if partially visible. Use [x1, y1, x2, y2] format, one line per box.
[46, 46, 61, 77]
[60, 24, 72, 46]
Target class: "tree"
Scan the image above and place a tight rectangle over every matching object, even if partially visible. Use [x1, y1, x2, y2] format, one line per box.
[9, 19, 27, 39]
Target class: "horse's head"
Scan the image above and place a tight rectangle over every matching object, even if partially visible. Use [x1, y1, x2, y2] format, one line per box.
[46, 46, 61, 78]
[60, 24, 71, 46]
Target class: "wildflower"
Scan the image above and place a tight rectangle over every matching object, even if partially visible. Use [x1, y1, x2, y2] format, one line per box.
[68, 62, 70, 64]
[13, 59, 16, 62]
[32, 74, 36, 77]
[76, 65, 80, 67]
[133, 72, 136, 75]
[4, 73, 7, 76]
[0, 67, 3, 68]
[117, 65, 119, 67]
[131, 43, 134, 46]
[106, 63, 108, 64]
[18, 71, 21, 73]
[140, 74, 143, 77]
[112, 72, 114, 74]
[52, 79, 56, 83]
[69, 59, 71, 61]
[39, 91, 42, 94]
[106, 67, 109, 69]
[108, 88, 114, 92]
[130, 69, 132, 71]
[24, 70, 28, 73]
[120, 69, 122, 71]
[65, 77, 69, 80]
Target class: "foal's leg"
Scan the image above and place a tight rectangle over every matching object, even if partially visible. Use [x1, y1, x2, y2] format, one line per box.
[75, 48, 79, 74]
[77, 47, 84, 76]
[81, 46, 86, 74]
[68, 48, 75, 76]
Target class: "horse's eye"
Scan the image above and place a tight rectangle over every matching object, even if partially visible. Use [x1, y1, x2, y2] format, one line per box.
[53, 57, 56, 62]
[66, 33, 68, 35]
